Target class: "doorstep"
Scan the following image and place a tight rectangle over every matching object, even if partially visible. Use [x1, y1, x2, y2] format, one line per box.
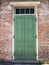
[11, 60, 40, 64]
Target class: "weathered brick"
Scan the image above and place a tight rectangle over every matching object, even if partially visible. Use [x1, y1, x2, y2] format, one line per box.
[0, 1, 13, 60]
[38, 0, 49, 61]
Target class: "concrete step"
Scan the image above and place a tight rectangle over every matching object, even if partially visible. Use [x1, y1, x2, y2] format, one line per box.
[0, 60, 41, 65]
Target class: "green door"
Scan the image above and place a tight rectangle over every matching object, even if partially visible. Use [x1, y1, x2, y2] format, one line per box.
[14, 15, 36, 60]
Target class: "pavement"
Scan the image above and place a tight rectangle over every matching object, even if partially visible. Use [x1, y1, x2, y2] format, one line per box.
[0, 63, 41, 65]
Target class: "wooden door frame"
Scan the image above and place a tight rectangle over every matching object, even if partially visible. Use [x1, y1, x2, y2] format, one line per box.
[10, 1, 40, 61]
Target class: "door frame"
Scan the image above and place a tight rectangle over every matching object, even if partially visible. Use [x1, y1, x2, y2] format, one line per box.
[11, 1, 40, 60]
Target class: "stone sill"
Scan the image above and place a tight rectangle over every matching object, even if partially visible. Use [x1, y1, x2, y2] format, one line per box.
[11, 60, 40, 64]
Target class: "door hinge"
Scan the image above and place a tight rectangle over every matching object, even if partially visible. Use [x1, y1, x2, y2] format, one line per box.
[35, 35, 37, 38]
[36, 53, 37, 56]
[13, 18, 15, 22]
[35, 17, 37, 22]
[13, 35, 15, 38]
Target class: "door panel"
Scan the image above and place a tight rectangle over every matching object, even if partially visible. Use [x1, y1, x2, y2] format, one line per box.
[14, 16, 25, 59]
[24, 16, 36, 60]
[14, 15, 36, 60]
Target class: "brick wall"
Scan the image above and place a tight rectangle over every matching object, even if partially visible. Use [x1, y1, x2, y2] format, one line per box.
[0, 0, 49, 61]
[38, 0, 49, 61]
[0, 2, 13, 60]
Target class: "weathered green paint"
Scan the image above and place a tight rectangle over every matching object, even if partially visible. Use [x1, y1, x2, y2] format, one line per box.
[14, 15, 36, 60]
